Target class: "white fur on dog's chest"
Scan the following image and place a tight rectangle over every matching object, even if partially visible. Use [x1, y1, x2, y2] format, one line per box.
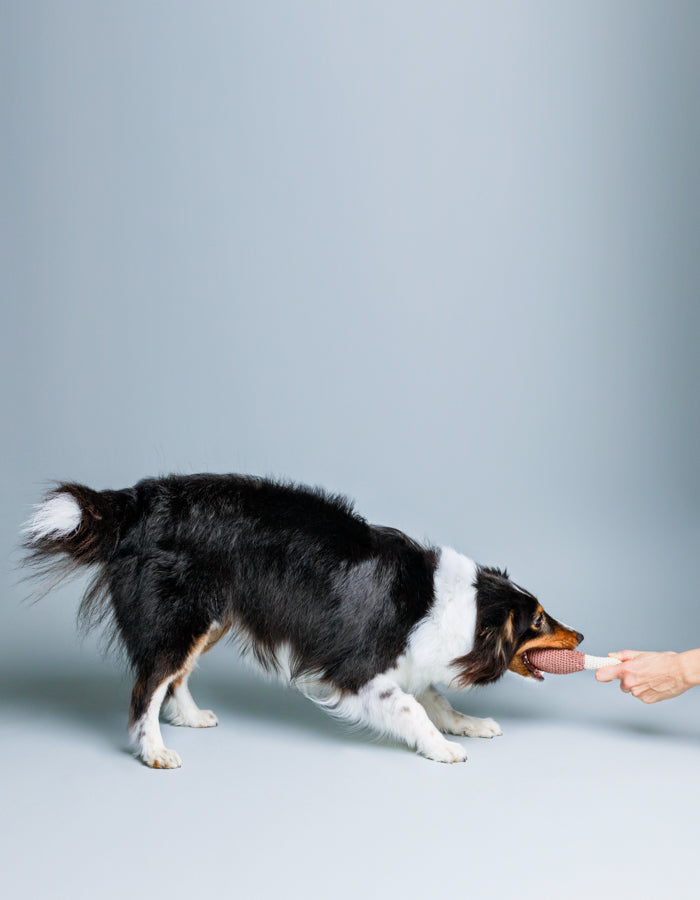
[386, 547, 478, 693]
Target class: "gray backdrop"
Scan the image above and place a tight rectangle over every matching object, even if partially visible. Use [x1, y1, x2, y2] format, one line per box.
[1, 3, 698, 898]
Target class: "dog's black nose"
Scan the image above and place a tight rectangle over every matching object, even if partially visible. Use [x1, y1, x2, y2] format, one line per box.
[575, 632, 584, 644]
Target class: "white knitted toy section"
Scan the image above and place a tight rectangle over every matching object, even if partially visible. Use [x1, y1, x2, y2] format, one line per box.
[583, 654, 622, 670]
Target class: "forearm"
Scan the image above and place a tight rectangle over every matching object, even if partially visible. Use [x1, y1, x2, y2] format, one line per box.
[679, 649, 700, 689]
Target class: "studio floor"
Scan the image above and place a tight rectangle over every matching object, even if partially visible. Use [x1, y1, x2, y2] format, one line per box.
[2, 650, 698, 899]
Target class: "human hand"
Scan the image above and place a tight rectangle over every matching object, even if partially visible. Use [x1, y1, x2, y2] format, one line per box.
[595, 649, 695, 703]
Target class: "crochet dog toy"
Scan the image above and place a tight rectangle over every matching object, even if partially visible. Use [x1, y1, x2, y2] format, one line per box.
[527, 648, 621, 675]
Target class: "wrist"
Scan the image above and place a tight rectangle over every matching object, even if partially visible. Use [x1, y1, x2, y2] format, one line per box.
[678, 649, 700, 689]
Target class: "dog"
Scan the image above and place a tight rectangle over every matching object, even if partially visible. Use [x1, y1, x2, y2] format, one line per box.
[23, 474, 583, 767]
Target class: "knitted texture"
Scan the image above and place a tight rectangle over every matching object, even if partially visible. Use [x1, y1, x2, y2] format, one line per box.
[527, 648, 621, 674]
[527, 648, 584, 674]
[583, 653, 621, 670]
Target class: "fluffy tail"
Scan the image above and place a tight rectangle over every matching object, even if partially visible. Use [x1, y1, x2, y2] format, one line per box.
[22, 482, 132, 632]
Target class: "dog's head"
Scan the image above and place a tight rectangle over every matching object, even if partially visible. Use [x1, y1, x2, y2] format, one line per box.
[452, 566, 583, 686]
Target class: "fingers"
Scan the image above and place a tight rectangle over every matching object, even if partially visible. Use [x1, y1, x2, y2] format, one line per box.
[618, 674, 639, 695]
[597, 650, 641, 682]
[611, 650, 641, 661]
[596, 663, 623, 683]
[595, 650, 678, 703]
[597, 664, 650, 700]
[637, 690, 660, 704]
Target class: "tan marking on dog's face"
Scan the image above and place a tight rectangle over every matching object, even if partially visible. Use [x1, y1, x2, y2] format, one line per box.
[503, 609, 515, 643]
[507, 619, 582, 679]
[492, 610, 517, 663]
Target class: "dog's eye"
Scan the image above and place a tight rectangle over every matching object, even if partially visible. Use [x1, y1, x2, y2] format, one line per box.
[533, 615, 544, 630]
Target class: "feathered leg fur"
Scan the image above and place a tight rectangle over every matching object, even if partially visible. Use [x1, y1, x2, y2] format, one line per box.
[417, 685, 502, 738]
[334, 675, 469, 763]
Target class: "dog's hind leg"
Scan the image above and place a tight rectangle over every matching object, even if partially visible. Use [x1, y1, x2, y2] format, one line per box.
[162, 623, 225, 729]
[129, 628, 221, 767]
[417, 685, 502, 738]
[129, 673, 182, 769]
[163, 672, 218, 729]
[335, 676, 468, 763]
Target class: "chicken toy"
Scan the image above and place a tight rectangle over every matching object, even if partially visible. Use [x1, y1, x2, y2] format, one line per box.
[527, 648, 621, 676]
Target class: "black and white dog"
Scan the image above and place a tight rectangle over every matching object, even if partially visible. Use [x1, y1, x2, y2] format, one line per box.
[23, 474, 583, 767]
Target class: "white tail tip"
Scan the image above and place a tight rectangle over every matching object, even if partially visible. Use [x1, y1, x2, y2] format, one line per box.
[24, 494, 82, 542]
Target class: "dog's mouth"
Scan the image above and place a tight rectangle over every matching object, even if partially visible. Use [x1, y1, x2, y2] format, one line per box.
[508, 621, 583, 681]
[521, 651, 544, 681]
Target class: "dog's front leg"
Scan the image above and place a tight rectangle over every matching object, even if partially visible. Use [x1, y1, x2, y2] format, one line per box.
[418, 685, 502, 738]
[337, 676, 468, 763]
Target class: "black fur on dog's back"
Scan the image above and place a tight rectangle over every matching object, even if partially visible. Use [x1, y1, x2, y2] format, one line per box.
[24, 474, 439, 692]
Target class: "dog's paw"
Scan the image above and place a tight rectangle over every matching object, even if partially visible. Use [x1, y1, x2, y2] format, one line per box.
[187, 709, 218, 727]
[143, 747, 182, 769]
[163, 703, 218, 728]
[452, 715, 503, 738]
[419, 738, 468, 764]
[175, 709, 218, 728]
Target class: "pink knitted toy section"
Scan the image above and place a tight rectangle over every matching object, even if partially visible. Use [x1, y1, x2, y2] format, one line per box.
[527, 648, 585, 674]
[526, 648, 621, 675]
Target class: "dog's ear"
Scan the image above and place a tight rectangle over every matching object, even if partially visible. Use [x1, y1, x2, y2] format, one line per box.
[480, 565, 509, 579]
[451, 611, 516, 687]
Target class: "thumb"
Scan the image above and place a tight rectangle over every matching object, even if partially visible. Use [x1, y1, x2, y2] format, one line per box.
[596, 664, 621, 683]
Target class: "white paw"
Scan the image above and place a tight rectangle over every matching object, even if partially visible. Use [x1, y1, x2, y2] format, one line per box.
[143, 747, 182, 769]
[164, 706, 218, 728]
[181, 709, 218, 728]
[190, 709, 218, 727]
[420, 738, 468, 764]
[453, 715, 503, 738]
